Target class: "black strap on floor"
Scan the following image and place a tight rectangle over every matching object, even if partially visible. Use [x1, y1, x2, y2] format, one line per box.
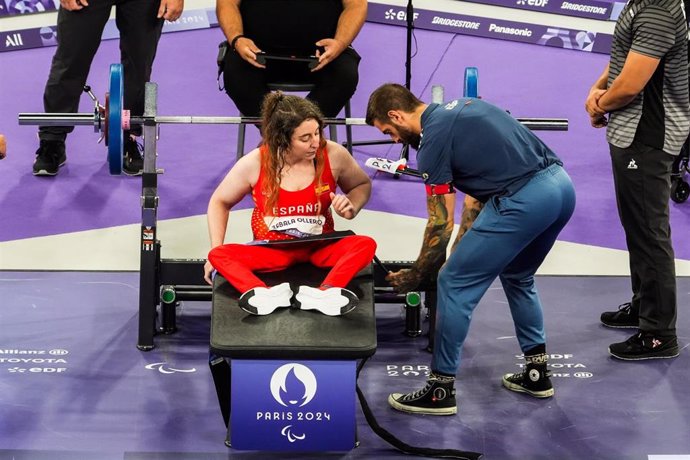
[209, 353, 231, 427]
[355, 358, 483, 460]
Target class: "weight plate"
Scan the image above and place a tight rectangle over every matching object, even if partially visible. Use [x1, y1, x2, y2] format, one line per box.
[107, 63, 124, 175]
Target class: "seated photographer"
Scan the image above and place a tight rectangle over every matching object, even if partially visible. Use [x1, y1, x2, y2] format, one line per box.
[216, 0, 366, 118]
[203, 93, 376, 316]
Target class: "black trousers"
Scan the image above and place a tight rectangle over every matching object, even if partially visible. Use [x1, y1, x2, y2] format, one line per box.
[40, 0, 164, 141]
[610, 140, 677, 336]
[222, 47, 360, 118]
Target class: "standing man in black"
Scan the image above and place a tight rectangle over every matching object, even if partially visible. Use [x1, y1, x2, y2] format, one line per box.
[216, 0, 366, 119]
[34, 0, 184, 177]
[585, 0, 689, 360]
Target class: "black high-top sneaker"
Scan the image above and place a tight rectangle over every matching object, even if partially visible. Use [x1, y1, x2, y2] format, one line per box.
[388, 372, 457, 415]
[502, 348, 554, 398]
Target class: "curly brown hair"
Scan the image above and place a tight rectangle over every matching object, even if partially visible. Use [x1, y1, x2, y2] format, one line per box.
[260, 92, 328, 214]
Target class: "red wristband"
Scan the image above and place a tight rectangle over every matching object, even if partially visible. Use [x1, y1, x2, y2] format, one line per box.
[425, 183, 454, 196]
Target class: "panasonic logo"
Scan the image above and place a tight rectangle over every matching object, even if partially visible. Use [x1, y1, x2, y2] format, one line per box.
[488, 24, 533, 37]
[431, 17, 481, 29]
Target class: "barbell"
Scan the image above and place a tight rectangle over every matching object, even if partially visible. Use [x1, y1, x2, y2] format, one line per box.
[18, 64, 569, 175]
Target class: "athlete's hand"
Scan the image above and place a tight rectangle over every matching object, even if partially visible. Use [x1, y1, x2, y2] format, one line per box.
[203, 260, 215, 285]
[330, 192, 356, 219]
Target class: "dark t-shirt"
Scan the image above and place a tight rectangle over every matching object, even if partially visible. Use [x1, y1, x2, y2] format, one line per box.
[606, 0, 689, 154]
[241, 0, 343, 55]
[417, 100, 562, 203]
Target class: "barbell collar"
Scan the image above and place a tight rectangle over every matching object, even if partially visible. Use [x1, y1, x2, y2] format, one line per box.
[18, 113, 99, 127]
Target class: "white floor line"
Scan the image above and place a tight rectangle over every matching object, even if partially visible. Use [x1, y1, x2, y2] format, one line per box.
[2, 209, 690, 275]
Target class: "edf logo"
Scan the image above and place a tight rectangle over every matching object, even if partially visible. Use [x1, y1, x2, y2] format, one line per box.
[384, 8, 419, 21]
[270, 363, 317, 407]
[516, 0, 549, 6]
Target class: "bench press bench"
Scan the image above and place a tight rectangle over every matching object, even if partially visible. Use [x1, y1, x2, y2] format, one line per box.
[210, 263, 376, 451]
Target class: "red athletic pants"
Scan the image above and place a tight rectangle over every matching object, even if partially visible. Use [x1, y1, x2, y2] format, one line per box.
[208, 235, 377, 294]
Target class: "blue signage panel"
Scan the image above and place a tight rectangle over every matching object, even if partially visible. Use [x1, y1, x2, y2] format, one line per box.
[456, 0, 615, 21]
[231, 360, 356, 451]
[367, 3, 610, 54]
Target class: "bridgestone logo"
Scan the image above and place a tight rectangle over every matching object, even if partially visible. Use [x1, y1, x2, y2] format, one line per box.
[561, 2, 607, 14]
[431, 16, 481, 29]
[488, 24, 533, 37]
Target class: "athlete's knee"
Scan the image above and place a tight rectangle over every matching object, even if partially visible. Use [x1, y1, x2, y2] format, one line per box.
[357, 236, 377, 258]
[208, 243, 243, 266]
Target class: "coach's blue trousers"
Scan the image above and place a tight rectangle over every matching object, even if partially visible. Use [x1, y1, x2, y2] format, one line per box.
[432, 164, 576, 375]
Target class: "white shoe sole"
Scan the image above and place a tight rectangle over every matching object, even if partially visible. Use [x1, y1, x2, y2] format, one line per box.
[502, 375, 554, 398]
[387, 393, 457, 415]
[295, 288, 358, 316]
[239, 284, 293, 315]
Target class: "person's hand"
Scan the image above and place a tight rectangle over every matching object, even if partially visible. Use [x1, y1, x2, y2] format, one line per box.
[585, 88, 606, 117]
[158, 0, 184, 21]
[203, 260, 215, 285]
[312, 38, 346, 72]
[590, 113, 608, 129]
[330, 192, 356, 219]
[233, 37, 265, 68]
[385, 268, 422, 293]
[0, 135, 6, 160]
[60, 0, 88, 11]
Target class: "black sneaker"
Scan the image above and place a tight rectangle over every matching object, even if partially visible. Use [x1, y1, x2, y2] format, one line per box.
[600, 302, 638, 328]
[502, 353, 554, 398]
[123, 138, 144, 176]
[388, 373, 457, 415]
[33, 140, 66, 176]
[609, 331, 679, 360]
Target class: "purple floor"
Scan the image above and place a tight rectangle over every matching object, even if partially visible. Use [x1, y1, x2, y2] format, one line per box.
[2, 24, 690, 257]
[0, 272, 688, 459]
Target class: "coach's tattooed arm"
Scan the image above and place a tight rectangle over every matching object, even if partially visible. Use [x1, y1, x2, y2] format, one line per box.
[451, 195, 483, 252]
[386, 193, 456, 293]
